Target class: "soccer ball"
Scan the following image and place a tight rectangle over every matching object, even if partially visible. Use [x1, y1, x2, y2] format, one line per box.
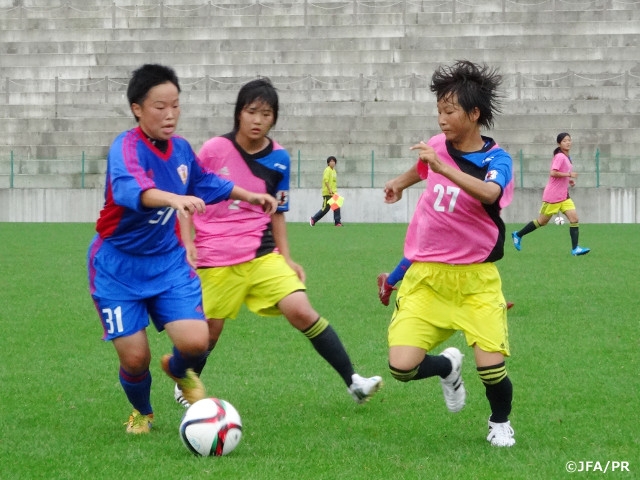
[179, 398, 243, 456]
[554, 216, 566, 225]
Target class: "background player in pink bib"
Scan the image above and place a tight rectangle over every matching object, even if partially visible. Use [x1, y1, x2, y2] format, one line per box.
[511, 132, 590, 256]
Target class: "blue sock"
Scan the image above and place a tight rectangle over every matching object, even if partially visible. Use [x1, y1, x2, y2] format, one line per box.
[168, 346, 205, 378]
[119, 367, 152, 415]
[388, 257, 412, 286]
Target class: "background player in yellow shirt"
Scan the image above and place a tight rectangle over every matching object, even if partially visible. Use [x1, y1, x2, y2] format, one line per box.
[310, 156, 342, 226]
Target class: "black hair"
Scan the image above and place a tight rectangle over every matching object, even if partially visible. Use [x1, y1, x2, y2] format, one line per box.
[554, 132, 571, 155]
[126, 64, 181, 121]
[430, 60, 503, 129]
[327, 155, 337, 165]
[233, 78, 279, 131]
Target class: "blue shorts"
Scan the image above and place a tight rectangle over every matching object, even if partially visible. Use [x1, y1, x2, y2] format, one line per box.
[87, 235, 206, 341]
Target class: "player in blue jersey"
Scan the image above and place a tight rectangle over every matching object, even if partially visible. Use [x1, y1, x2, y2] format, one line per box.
[87, 64, 278, 434]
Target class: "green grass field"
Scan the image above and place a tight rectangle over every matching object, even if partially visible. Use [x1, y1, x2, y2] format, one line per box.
[1, 222, 638, 479]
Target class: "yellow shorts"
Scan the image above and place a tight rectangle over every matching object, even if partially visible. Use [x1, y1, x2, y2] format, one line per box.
[388, 262, 510, 356]
[197, 253, 306, 320]
[540, 198, 576, 216]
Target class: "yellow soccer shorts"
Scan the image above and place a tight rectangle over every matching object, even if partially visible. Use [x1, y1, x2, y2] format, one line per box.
[197, 252, 306, 320]
[540, 198, 576, 216]
[388, 262, 510, 356]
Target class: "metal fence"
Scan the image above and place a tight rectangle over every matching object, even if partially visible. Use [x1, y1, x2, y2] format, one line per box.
[1, 149, 636, 190]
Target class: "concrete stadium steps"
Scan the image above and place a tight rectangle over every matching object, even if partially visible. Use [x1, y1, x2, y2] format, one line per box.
[6, 111, 636, 138]
[3, 45, 638, 69]
[3, 31, 637, 56]
[2, 59, 637, 80]
[0, 1, 637, 187]
[1, 3, 639, 28]
[1, 19, 636, 42]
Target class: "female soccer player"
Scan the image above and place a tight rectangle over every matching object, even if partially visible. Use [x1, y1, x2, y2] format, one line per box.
[175, 78, 382, 408]
[511, 132, 590, 256]
[383, 60, 516, 447]
[87, 64, 277, 434]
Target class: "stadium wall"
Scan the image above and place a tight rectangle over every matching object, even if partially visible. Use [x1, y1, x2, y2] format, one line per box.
[0, 187, 637, 223]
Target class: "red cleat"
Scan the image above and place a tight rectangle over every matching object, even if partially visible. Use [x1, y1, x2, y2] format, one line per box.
[507, 302, 514, 310]
[377, 273, 397, 306]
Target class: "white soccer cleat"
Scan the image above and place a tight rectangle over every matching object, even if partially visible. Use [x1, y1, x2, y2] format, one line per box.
[348, 373, 383, 404]
[487, 419, 516, 447]
[174, 383, 191, 409]
[440, 347, 466, 413]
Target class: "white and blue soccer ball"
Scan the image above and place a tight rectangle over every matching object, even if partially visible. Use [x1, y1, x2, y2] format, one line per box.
[554, 216, 566, 225]
[179, 398, 243, 456]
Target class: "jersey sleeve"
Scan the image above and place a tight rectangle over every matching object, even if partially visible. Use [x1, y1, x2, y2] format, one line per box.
[108, 131, 156, 213]
[485, 148, 513, 209]
[272, 148, 291, 212]
[188, 148, 235, 205]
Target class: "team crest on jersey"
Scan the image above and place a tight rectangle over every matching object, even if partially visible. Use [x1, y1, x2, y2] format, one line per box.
[218, 166, 230, 177]
[485, 170, 498, 181]
[276, 190, 289, 206]
[177, 164, 188, 184]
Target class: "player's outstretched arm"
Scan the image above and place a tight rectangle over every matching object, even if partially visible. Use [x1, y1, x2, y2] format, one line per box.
[384, 166, 422, 204]
[230, 186, 278, 214]
[141, 188, 207, 216]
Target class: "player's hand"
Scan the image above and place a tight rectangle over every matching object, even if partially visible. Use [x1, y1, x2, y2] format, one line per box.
[383, 179, 403, 204]
[173, 195, 206, 217]
[410, 141, 444, 173]
[247, 193, 278, 214]
[569, 179, 576, 187]
[184, 243, 198, 269]
[287, 259, 306, 284]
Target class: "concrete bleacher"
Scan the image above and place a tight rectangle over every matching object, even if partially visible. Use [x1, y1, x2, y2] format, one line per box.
[0, 0, 639, 190]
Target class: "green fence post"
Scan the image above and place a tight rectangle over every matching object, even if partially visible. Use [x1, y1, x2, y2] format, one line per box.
[81, 151, 86, 189]
[595, 149, 600, 188]
[10, 150, 14, 188]
[371, 150, 374, 188]
[297, 150, 301, 188]
[519, 149, 523, 188]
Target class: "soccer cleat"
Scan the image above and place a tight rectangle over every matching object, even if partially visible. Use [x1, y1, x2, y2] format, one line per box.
[125, 410, 154, 434]
[309, 217, 316, 226]
[487, 419, 516, 447]
[174, 383, 191, 409]
[507, 302, 514, 310]
[440, 347, 466, 413]
[511, 232, 521, 251]
[335, 223, 343, 227]
[377, 273, 397, 307]
[571, 246, 590, 256]
[161, 354, 206, 406]
[348, 373, 383, 404]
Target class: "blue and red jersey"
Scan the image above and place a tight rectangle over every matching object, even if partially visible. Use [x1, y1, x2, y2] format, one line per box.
[95, 127, 234, 255]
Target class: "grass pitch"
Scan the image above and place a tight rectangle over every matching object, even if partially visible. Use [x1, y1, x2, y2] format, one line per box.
[0, 222, 638, 479]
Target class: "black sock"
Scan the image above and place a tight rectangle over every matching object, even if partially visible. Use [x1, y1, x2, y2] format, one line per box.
[304, 317, 355, 386]
[389, 354, 450, 382]
[479, 363, 513, 423]
[192, 349, 212, 376]
[415, 354, 452, 379]
[517, 220, 539, 238]
[570, 225, 579, 249]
